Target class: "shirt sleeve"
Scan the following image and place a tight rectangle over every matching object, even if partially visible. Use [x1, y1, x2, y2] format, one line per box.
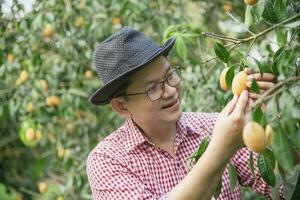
[86, 151, 169, 200]
[232, 147, 284, 199]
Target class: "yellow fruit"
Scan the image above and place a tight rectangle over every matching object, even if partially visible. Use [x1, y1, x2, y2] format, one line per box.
[39, 79, 48, 91]
[19, 70, 29, 83]
[26, 102, 35, 113]
[243, 121, 266, 153]
[25, 128, 35, 141]
[223, 2, 233, 12]
[51, 96, 61, 106]
[232, 71, 248, 96]
[42, 24, 54, 38]
[219, 67, 230, 91]
[112, 17, 121, 25]
[64, 149, 71, 158]
[38, 182, 47, 193]
[244, 0, 258, 6]
[66, 122, 74, 132]
[46, 96, 61, 107]
[36, 130, 43, 141]
[7, 54, 14, 63]
[57, 148, 65, 158]
[85, 70, 93, 79]
[56, 196, 64, 200]
[75, 16, 85, 28]
[265, 124, 274, 147]
[15, 79, 21, 85]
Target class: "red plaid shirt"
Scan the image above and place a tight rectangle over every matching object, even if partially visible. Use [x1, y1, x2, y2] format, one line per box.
[86, 112, 273, 199]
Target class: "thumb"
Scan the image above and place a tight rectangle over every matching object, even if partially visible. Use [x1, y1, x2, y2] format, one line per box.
[220, 95, 239, 117]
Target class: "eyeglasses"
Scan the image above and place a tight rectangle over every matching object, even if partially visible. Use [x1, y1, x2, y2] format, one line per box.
[118, 67, 182, 101]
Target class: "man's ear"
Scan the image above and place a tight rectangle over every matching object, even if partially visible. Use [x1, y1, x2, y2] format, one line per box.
[111, 97, 131, 118]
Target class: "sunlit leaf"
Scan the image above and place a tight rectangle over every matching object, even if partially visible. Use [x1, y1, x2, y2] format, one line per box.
[228, 162, 238, 191]
[250, 79, 261, 94]
[273, 128, 294, 171]
[258, 151, 276, 187]
[225, 66, 235, 88]
[194, 138, 209, 162]
[176, 36, 187, 59]
[214, 42, 230, 63]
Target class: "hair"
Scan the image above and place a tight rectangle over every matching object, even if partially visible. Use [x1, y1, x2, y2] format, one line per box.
[111, 78, 132, 101]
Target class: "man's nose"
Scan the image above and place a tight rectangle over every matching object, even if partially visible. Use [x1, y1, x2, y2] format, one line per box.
[162, 82, 177, 99]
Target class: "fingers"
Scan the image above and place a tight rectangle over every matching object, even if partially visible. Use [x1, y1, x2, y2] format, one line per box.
[247, 81, 275, 90]
[248, 73, 276, 82]
[244, 68, 254, 75]
[231, 90, 249, 116]
[248, 92, 261, 99]
[246, 98, 255, 113]
[220, 95, 239, 116]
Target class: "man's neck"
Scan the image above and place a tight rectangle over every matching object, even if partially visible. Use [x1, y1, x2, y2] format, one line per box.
[134, 119, 177, 156]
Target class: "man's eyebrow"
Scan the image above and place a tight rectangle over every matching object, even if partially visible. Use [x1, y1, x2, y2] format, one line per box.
[145, 65, 172, 84]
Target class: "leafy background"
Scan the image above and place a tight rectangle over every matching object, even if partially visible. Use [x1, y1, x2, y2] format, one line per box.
[0, 0, 299, 199]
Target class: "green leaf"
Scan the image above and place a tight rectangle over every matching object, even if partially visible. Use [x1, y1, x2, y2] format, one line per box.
[258, 152, 276, 187]
[272, 62, 279, 76]
[228, 162, 238, 191]
[262, 0, 278, 23]
[276, 29, 287, 47]
[252, 0, 266, 20]
[214, 179, 222, 199]
[245, 6, 255, 28]
[284, 165, 300, 200]
[252, 57, 264, 77]
[214, 42, 230, 63]
[274, 0, 286, 20]
[194, 138, 209, 162]
[273, 128, 294, 171]
[250, 79, 261, 94]
[292, 105, 300, 119]
[163, 25, 176, 43]
[252, 107, 267, 127]
[176, 36, 187, 59]
[249, 152, 256, 179]
[273, 47, 285, 61]
[225, 66, 235, 88]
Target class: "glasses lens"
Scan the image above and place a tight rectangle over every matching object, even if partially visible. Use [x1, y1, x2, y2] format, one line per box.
[167, 68, 181, 86]
[147, 82, 164, 101]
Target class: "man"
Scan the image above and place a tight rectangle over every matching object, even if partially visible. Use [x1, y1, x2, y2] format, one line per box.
[86, 26, 278, 199]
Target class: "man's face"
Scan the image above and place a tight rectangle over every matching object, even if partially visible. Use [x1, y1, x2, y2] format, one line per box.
[124, 56, 182, 126]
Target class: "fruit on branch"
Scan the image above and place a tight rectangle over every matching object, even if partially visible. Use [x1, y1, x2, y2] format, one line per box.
[232, 71, 248, 95]
[38, 182, 47, 193]
[265, 124, 274, 148]
[243, 121, 266, 153]
[42, 24, 54, 38]
[244, 0, 258, 6]
[219, 67, 230, 91]
[223, 1, 233, 12]
[7, 54, 14, 63]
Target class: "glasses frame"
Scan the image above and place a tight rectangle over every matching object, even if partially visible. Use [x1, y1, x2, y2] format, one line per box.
[117, 66, 182, 101]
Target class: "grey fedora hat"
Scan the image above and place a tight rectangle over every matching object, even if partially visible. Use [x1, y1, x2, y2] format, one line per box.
[89, 26, 176, 105]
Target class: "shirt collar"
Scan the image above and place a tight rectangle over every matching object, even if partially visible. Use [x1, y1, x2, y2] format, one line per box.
[124, 118, 148, 152]
[123, 114, 200, 152]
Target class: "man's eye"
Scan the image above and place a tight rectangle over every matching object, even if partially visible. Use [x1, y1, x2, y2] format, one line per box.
[148, 85, 156, 93]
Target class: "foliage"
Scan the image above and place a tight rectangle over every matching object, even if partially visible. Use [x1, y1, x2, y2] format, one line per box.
[0, 0, 299, 199]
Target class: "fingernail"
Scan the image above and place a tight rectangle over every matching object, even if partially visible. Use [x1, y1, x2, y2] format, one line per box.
[248, 75, 254, 81]
[247, 82, 252, 87]
[242, 90, 248, 96]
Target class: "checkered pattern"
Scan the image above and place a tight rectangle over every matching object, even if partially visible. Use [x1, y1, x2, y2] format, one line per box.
[86, 112, 277, 199]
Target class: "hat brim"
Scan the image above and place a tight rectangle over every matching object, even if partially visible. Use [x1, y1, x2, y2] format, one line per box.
[89, 36, 176, 105]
